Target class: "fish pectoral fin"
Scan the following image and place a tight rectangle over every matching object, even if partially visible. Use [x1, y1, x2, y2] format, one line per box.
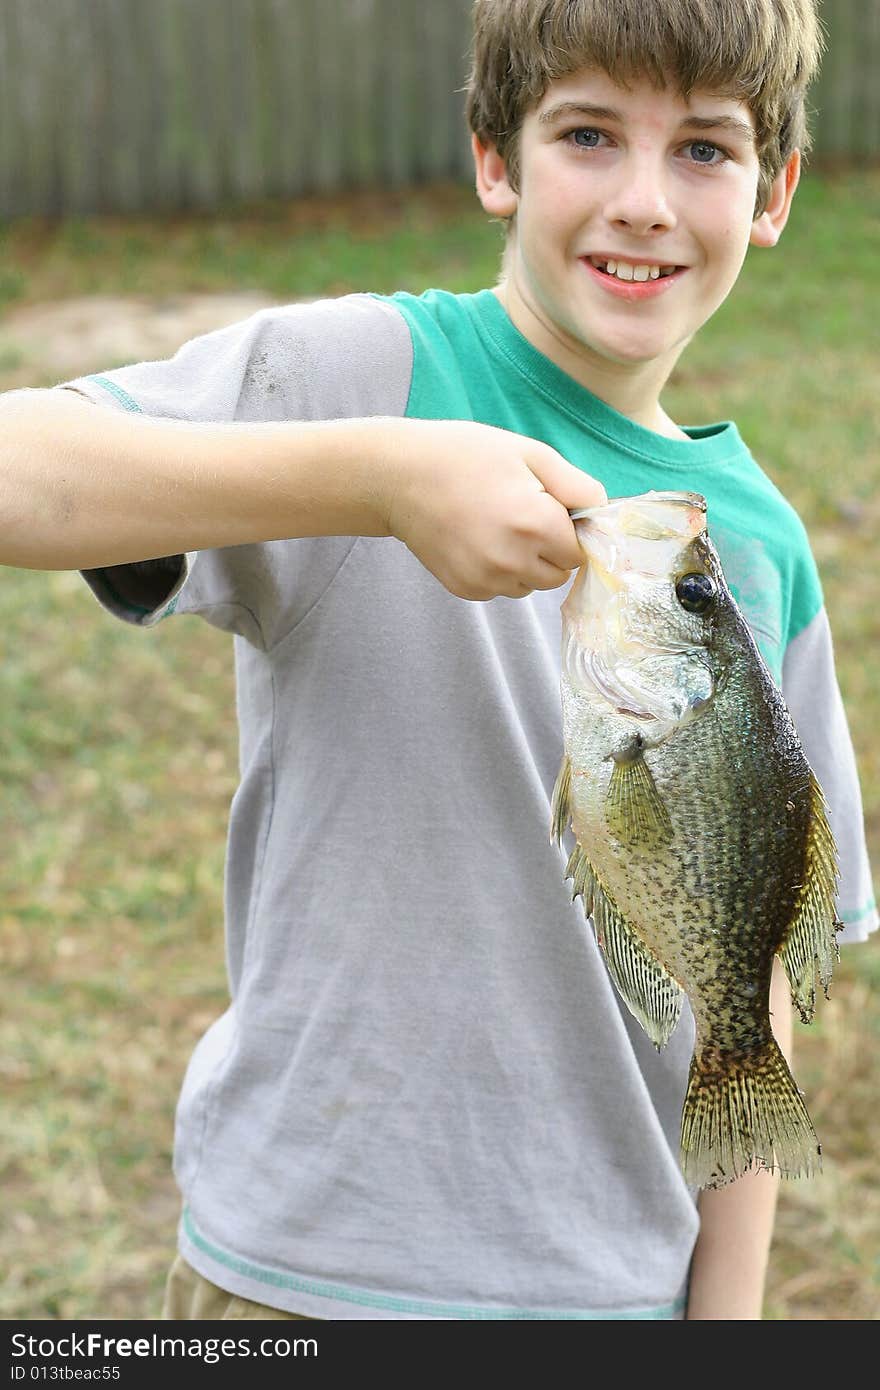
[778, 773, 842, 1023]
[550, 753, 573, 845]
[565, 842, 683, 1048]
[604, 741, 673, 847]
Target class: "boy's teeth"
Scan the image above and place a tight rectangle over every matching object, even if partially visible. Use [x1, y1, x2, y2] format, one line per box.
[592, 257, 675, 281]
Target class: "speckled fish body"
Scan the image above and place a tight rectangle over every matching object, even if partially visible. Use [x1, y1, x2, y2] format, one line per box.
[551, 491, 840, 1188]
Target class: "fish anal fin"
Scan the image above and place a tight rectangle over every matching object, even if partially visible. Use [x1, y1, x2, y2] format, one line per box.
[550, 753, 572, 846]
[564, 846, 683, 1048]
[605, 745, 673, 848]
[778, 773, 841, 1023]
[564, 840, 596, 914]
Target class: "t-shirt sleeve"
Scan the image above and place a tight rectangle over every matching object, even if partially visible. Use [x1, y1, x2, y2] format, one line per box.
[55, 294, 414, 646]
[782, 606, 877, 944]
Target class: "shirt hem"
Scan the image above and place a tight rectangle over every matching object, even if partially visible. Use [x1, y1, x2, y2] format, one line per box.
[839, 899, 879, 942]
[179, 1207, 686, 1321]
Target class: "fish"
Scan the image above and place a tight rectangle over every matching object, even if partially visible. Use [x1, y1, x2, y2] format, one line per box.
[550, 489, 841, 1188]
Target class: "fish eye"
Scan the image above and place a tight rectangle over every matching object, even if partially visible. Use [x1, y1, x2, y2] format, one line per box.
[675, 572, 716, 614]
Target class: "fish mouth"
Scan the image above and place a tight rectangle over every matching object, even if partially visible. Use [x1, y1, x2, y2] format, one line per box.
[569, 490, 707, 525]
[569, 490, 707, 583]
[561, 489, 717, 725]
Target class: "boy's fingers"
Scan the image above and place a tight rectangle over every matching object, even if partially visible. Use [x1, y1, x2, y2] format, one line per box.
[530, 556, 579, 590]
[525, 440, 607, 512]
[529, 490, 592, 572]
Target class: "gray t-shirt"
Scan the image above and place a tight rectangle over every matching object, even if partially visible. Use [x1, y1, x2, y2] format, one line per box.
[60, 291, 876, 1319]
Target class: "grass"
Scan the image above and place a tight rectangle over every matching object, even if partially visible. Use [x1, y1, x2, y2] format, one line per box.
[1, 170, 878, 1321]
[0, 185, 501, 313]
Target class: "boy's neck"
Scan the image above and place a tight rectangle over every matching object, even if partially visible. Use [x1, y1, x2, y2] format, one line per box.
[490, 283, 690, 442]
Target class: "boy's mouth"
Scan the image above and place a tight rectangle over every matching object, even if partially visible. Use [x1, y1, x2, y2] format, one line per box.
[586, 255, 681, 283]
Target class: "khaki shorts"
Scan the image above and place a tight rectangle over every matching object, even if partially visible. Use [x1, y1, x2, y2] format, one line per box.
[161, 1254, 318, 1320]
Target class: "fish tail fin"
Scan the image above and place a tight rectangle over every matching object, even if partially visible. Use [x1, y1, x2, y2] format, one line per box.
[680, 1038, 820, 1189]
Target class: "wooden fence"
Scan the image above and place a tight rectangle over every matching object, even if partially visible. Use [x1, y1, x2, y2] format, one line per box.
[0, 0, 877, 219]
[812, 0, 880, 157]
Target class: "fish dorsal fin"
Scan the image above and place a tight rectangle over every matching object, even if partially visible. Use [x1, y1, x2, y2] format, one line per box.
[778, 772, 842, 1022]
[564, 840, 683, 1049]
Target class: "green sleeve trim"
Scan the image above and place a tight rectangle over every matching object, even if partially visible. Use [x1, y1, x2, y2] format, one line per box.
[92, 567, 152, 618]
[182, 1206, 685, 1320]
[839, 895, 877, 926]
[87, 375, 143, 413]
[91, 566, 181, 623]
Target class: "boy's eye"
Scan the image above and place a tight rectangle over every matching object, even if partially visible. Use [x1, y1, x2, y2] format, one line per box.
[687, 141, 725, 165]
[570, 128, 603, 149]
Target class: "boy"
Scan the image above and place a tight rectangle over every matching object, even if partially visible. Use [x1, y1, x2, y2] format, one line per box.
[2, 0, 875, 1319]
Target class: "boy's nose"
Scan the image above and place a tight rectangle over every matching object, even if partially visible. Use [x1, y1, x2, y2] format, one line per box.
[602, 155, 677, 236]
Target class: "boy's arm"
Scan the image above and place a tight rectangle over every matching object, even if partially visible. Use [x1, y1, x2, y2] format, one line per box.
[685, 956, 793, 1320]
[0, 389, 604, 598]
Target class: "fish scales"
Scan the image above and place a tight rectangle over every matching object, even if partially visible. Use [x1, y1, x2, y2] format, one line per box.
[552, 490, 841, 1188]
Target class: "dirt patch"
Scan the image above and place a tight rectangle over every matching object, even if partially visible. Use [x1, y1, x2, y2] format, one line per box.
[0, 292, 284, 389]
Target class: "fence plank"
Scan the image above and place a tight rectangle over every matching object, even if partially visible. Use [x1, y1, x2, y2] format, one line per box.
[19, 1, 59, 215]
[0, 0, 876, 219]
[0, 3, 19, 218]
[313, 0, 345, 192]
[867, 0, 880, 157]
[275, 0, 311, 198]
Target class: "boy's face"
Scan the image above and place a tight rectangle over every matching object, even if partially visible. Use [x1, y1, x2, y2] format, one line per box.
[475, 69, 797, 406]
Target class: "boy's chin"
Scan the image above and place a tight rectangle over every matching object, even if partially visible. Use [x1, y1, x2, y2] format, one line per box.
[512, 281, 690, 375]
[569, 330, 685, 372]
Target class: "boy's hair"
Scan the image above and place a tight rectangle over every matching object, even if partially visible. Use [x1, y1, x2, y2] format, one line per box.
[465, 0, 824, 215]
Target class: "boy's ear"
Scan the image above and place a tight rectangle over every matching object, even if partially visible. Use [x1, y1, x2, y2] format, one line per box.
[472, 134, 519, 218]
[750, 150, 801, 248]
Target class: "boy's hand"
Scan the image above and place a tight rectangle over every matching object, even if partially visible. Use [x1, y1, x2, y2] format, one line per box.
[382, 419, 607, 600]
